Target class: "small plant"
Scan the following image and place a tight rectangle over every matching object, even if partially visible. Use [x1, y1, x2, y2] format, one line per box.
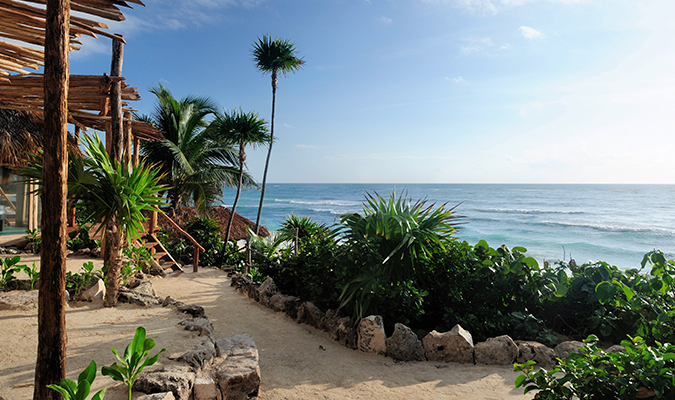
[123, 245, 153, 274]
[515, 334, 675, 399]
[120, 262, 141, 286]
[46, 360, 106, 400]
[24, 228, 42, 254]
[101, 326, 166, 400]
[66, 261, 102, 297]
[67, 226, 98, 251]
[20, 262, 39, 290]
[1, 255, 25, 288]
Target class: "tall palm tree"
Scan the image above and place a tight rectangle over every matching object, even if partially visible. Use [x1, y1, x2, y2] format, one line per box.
[252, 35, 304, 234]
[138, 84, 256, 214]
[210, 109, 270, 243]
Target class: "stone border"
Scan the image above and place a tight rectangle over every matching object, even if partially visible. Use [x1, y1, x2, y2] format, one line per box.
[229, 274, 596, 369]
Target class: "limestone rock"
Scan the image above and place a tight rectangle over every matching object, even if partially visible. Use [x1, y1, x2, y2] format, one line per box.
[179, 317, 214, 337]
[177, 338, 217, 369]
[136, 393, 175, 400]
[358, 315, 386, 356]
[149, 259, 167, 277]
[133, 281, 157, 297]
[283, 296, 303, 320]
[163, 296, 178, 307]
[134, 366, 196, 400]
[474, 335, 519, 365]
[215, 334, 258, 360]
[177, 303, 206, 318]
[215, 355, 260, 400]
[194, 376, 219, 400]
[76, 278, 105, 301]
[257, 278, 278, 307]
[385, 323, 426, 361]
[605, 344, 626, 354]
[423, 325, 474, 364]
[516, 341, 556, 368]
[118, 287, 161, 307]
[296, 302, 325, 329]
[0, 290, 39, 310]
[554, 341, 585, 360]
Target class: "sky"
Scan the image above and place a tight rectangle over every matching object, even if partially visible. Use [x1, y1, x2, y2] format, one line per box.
[66, 0, 675, 184]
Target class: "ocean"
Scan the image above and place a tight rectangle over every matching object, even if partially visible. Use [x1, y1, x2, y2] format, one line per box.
[220, 184, 675, 270]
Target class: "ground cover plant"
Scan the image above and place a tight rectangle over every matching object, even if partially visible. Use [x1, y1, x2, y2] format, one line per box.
[47, 360, 106, 400]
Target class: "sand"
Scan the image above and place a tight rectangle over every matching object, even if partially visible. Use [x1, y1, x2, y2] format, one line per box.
[0, 254, 533, 400]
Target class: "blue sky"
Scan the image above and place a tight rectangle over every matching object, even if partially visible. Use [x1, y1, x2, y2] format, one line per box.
[69, 0, 675, 183]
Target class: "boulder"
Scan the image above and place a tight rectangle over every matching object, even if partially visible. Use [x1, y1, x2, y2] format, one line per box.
[76, 278, 105, 302]
[215, 334, 258, 360]
[422, 325, 474, 364]
[0, 290, 39, 310]
[176, 338, 217, 369]
[358, 315, 386, 356]
[133, 281, 156, 297]
[163, 296, 179, 307]
[215, 355, 260, 400]
[296, 302, 325, 329]
[193, 376, 219, 400]
[177, 303, 206, 318]
[257, 278, 278, 307]
[474, 335, 519, 365]
[148, 259, 167, 277]
[283, 296, 303, 320]
[134, 366, 196, 400]
[554, 341, 585, 360]
[179, 317, 214, 337]
[136, 393, 175, 400]
[385, 323, 426, 361]
[605, 344, 626, 354]
[269, 293, 295, 313]
[117, 287, 161, 307]
[516, 341, 556, 368]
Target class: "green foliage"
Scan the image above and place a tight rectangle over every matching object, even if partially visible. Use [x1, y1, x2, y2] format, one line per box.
[101, 327, 166, 400]
[67, 226, 98, 251]
[515, 334, 675, 400]
[24, 228, 41, 254]
[185, 216, 224, 266]
[20, 262, 39, 290]
[123, 245, 154, 274]
[66, 261, 102, 298]
[120, 262, 141, 286]
[46, 360, 106, 400]
[0, 255, 25, 288]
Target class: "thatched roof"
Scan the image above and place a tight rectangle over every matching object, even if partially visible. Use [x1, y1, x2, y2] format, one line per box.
[156, 206, 270, 243]
[0, 107, 79, 168]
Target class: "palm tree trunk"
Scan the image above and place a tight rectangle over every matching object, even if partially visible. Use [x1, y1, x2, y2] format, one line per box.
[255, 71, 277, 234]
[34, 0, 69, 397]
[225, 145, 245, 243]
[103, 220, 122, 307]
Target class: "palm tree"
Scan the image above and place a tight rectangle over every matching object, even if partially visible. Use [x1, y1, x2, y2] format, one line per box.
[138, 84, 256, 214]
[210, 109, 270, 243]
[251, 35, 304, 234]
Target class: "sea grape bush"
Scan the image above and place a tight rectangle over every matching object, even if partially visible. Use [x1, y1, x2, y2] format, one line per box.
[515, 334, 675, 400]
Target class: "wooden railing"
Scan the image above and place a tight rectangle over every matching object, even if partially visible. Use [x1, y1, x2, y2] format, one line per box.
[150, 207, 206, 272]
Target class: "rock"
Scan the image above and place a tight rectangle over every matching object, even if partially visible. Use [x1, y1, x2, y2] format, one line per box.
[358, 315, 386, 356]
[554, 341, 585, 360]
[193, 376, 219, 400]
[76, 278, 105, 301]
[229, 273, 251, 290]
[257, 277, 278, 307]
[133, 281, 157, 297]
[283, 296, 303, 320]
[215, 334, 258, 360]
[516, 341, 556, 368]
[474, 335, 519, 365]
[0, 290, 39, 310]
[177, 303, 206, 318]
[385, 323, 426, 361]
[163, 296, 178, 307]
[422, 325, 474, 364]
[177, 338, 217, 369]
[118, 287, 161, 307]
[605, 344, 626, 354]
[323, 309, 340, 333]
[323, 310, 357, 348]
[296, 301, 325, 329]
[215, 355, 261, 400]
[73, 248, 91, 256]
[136, 393, 175, 400]
[149, 259, 167, 277]
[179, 317, 214, 337]
[91, 248, 101, 258]
[134, 366, 196, 400]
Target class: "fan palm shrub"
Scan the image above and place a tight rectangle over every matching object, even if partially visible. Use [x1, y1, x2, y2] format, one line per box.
[138, 84, 256, 214]
[251, 35, 304, 234]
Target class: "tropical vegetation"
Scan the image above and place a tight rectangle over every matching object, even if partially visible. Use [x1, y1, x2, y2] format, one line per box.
[251, 35, 304, 234]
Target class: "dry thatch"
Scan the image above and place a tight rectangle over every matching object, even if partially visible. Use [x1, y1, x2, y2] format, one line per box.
[0, 107, 79, 167]
[155, 206, 270, 243]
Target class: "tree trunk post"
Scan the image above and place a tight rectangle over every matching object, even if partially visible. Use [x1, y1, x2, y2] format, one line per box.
[133, 136, 140, 166]
[124, 111, 132, 165]
[103, 220, 122, 307]
[254, 71, 277, 235]
[193, 247, 199, 272]
[34, 0, 70, 397]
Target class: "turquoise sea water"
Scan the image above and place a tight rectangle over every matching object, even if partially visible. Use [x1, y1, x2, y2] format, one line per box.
[221, 184, 675, 270]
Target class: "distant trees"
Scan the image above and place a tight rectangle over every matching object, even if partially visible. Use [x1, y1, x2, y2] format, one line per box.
[210, 109, 270, 243]
[252, 35, 304, 234]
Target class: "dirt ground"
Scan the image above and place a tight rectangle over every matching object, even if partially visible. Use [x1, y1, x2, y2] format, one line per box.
[0, 253, 533, 400]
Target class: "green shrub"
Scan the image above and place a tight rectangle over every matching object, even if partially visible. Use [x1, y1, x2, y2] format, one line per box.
[0, 255, 25, 289]
[47, 360, 106, 400]
[515, 334, 675, 400]
[185, 216, 224, 266]
[67, 226, 98, 251]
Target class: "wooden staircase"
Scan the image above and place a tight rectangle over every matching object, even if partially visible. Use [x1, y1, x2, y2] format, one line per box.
[143, 233, 181, 272]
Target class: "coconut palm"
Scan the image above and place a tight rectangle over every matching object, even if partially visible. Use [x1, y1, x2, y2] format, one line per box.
[251, 35, 304, 234]
[210, 109, 270, 243]
[138, 84, 256, 214]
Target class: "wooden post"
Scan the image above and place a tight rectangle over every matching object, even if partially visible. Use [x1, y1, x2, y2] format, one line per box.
[124, 111, 132, 165]
[34, 0, 69, 397]
[133, 136, 140, 166]
[149, 210, 157, 233]
[193, 247, 199, 273]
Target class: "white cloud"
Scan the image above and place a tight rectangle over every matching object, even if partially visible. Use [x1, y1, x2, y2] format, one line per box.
[519, 26, 544, 39]
[452, 76, 469, 84]
[379, 16, 393, 25]
[461, 37, 493, 55]
[423, 0, 585, 15]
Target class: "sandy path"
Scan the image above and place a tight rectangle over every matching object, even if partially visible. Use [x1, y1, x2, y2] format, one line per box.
[0, 256, 532, 400]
